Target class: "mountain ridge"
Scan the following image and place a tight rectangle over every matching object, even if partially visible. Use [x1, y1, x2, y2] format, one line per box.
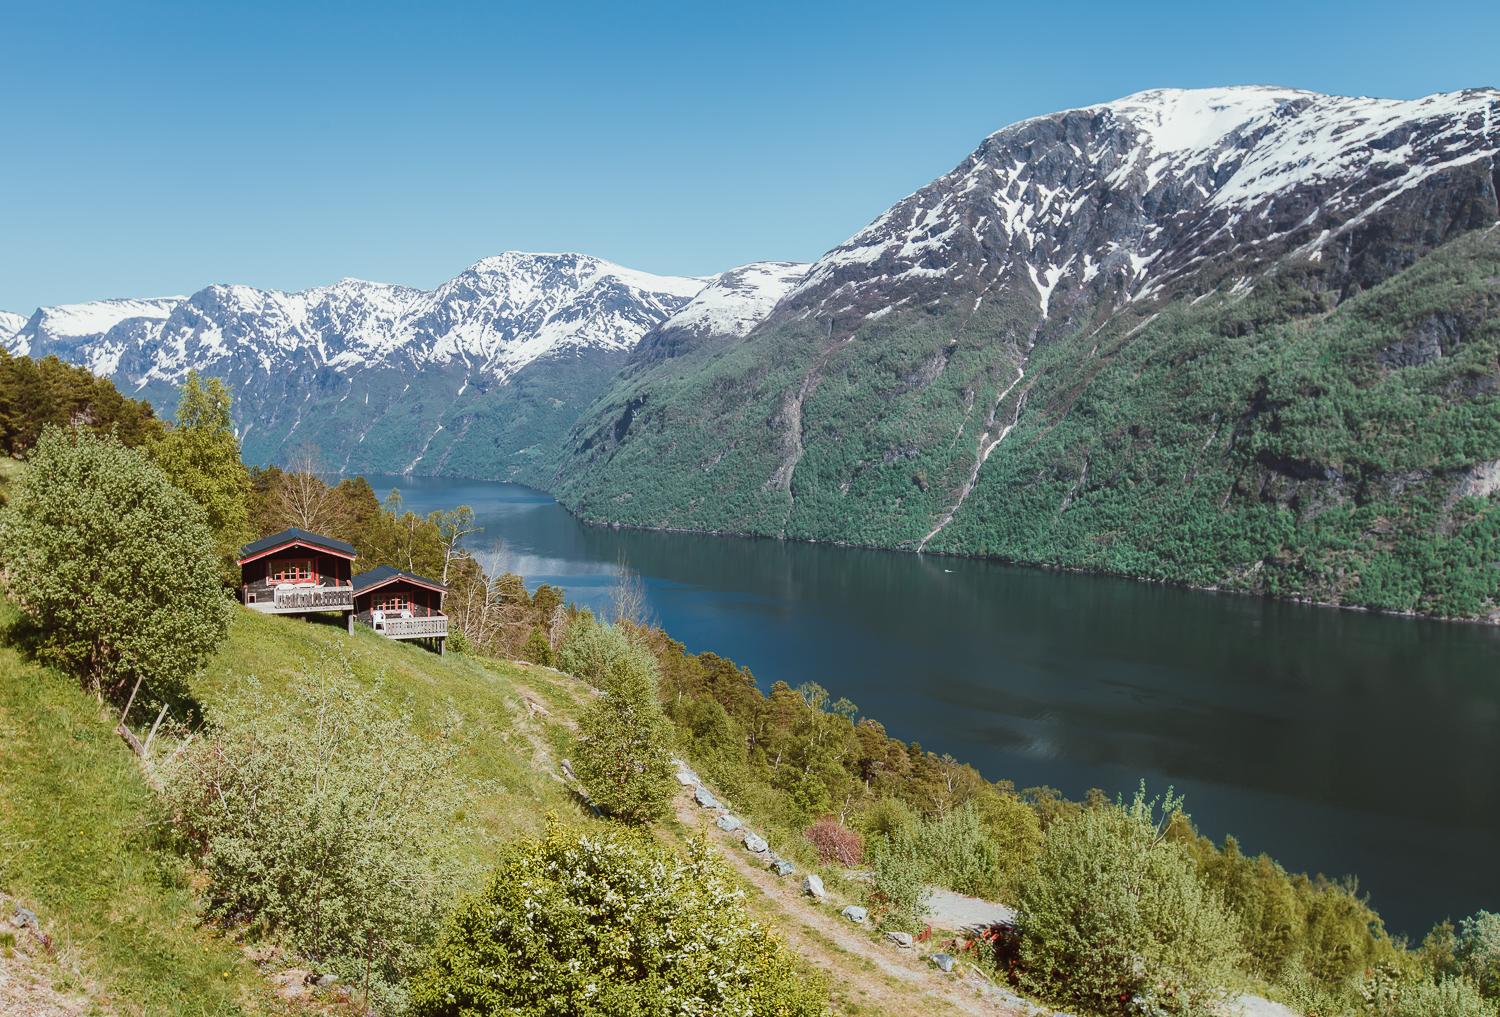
[7, 84, 1500, 616]
[549, 84, 1500, 618]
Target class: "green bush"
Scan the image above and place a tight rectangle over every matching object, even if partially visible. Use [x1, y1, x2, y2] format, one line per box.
[1016, 786, 1241, 1017]
[898, 802, 1003, 898]
[1459, 912, 1500, 1000]
[559, 615, 642, 688]
[1390, 977, 1498, 1017]
[408, 821, 828, 1017]
[571, 622, 676, 824]
[160, 652, 469, 1010]
[0, 427, 229, 705]
[868, 836, 930, 933]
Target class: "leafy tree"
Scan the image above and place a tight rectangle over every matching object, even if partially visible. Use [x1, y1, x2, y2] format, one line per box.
[570, 624, 675, 824]
[0, 428, 229, 705]
[408, 821, 827, 1017]
[161, 653, 468, 1011]
[149, 372, 252, 583]
[1016, 785, 1241, 1017]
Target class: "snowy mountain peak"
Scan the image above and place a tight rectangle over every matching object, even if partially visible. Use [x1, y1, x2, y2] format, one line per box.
[787, 86, 1500, 327]
[7, 253, 712, 388]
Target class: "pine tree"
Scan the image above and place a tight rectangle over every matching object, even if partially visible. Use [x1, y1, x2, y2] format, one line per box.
[572, 630, 675, 824]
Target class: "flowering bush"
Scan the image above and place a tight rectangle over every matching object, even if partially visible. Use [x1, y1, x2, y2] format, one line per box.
[408, 820, 827, 1016]
[804, 816, 864, 867]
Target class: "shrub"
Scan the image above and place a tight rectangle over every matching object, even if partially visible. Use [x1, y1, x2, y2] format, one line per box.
[408, 821, 828, 1017]
[160, 653, 468, 1010]
[868, 836, 930, 933]
[0, 427, 229, 705]
[1390, 976, 1499, 1017]
[1016, 786, 1240, 1017]
[559, 615, 641, 688]
[522, 625, 553, 667]
[856, 796, 919, 841]
[805, 816, 864, 866]
[1459, 912, 1500, 1000]
[900, 802, 1003, 898]
[572, 624, 675, 824]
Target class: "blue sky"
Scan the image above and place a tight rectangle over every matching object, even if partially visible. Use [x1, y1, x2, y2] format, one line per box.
[3, 0, 1497, 310]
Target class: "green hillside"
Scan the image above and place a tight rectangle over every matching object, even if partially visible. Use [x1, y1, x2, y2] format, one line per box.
[550, 229, 1500, 618]
[0, 602, 590, 1014]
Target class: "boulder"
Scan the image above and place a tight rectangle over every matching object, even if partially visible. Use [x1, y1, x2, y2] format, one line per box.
[674, 768, 699, 786]
[931, 952, 956, 973]
[769, 857, 796, 877]
[560, 758, 576, 782]
[840, 905, 868, 924]
[802, 873, 826, 900]
[886, 931, 914, 949]
[715, 814, 742, 832]
[693, 786, 720, 809]
[742, 831, 768, 853]
[11, 906, 39, 932]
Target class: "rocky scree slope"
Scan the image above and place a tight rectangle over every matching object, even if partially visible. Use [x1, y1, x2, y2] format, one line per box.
[551, 86, 1500, 617]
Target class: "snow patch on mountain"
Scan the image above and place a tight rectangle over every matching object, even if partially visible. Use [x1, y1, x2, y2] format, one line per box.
[789, 86, 1500, 321]
[0, 311, 26, 350]
[663, 261, 810, 336]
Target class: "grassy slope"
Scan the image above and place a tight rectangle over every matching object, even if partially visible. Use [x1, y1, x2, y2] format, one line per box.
[0, 601, 272, 1016]
[4, 602, 964, 1015]
[0, 603, 593, 1015]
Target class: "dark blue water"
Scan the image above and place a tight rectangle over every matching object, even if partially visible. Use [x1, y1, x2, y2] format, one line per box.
[371, 474, 1500, 937]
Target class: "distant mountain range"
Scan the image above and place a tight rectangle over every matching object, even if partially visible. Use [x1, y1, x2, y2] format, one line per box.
[6, 85, 1500, 616]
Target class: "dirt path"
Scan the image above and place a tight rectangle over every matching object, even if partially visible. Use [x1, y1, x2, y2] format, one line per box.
[671, 768, 1036, 1017]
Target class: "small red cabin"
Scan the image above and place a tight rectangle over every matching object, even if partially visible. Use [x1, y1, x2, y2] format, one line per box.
[353, 565, 448, 653]
[238, 528, 357, 628]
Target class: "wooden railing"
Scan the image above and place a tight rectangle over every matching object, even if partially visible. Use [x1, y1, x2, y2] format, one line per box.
[376, 615, 448, 639]
[261, 584, 354, 612]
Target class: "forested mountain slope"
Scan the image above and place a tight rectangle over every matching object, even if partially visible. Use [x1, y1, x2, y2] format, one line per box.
[549, 87, 1500, 617]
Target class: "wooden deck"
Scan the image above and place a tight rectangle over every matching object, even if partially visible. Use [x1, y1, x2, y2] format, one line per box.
[245, 584, 355, 614]
[355, 612, 448, 640]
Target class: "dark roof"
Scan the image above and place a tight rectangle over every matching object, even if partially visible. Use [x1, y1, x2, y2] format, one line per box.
[239, 527, 357, 562]
[353, 564, 447, 595]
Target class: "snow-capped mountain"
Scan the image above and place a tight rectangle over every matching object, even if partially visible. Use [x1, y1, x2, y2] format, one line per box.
[11, 253, 705, 387]
[782, 86, 1500, 332]
[5, 253, 709, 474]
[551, 85, 1500, 619]
[626, 261, 810, 369]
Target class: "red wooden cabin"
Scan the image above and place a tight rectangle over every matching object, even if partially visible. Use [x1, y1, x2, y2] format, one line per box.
[238, 527, 357, 629]
[352, 565, 448, 653]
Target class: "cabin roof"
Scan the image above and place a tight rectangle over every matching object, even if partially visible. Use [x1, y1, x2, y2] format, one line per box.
[239, 527, 357, 564]
[353, 564, 447, 596]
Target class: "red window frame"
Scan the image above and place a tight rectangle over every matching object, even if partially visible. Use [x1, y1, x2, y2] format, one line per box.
[375, 595, 412, 613]
[269, 557, 317, 583]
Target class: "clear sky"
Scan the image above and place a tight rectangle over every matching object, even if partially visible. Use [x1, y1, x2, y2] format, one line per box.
[3, 0, 1497, 311]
